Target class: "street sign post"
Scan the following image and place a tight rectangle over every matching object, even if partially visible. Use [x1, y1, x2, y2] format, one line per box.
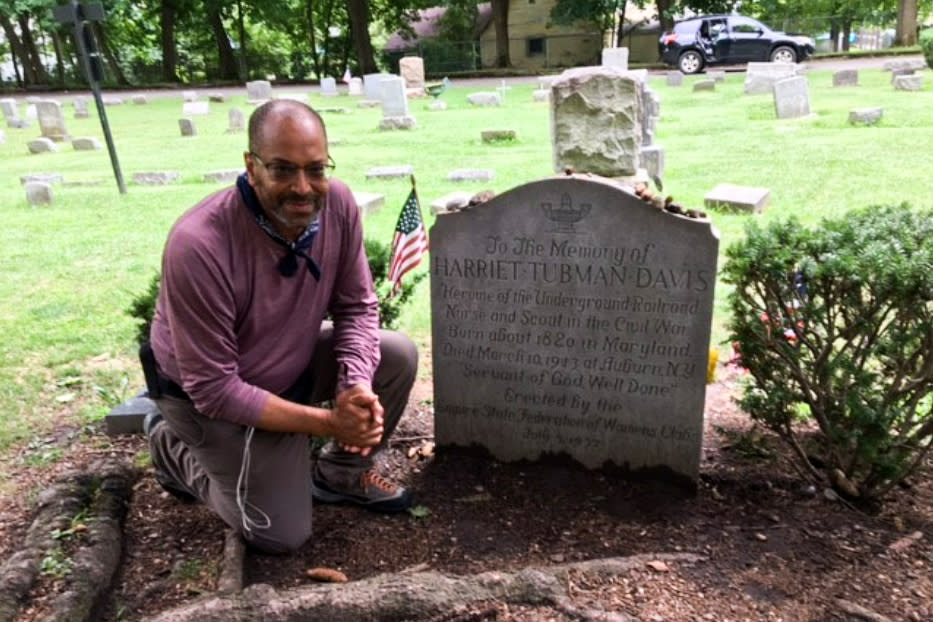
[53, 1, 126, 194]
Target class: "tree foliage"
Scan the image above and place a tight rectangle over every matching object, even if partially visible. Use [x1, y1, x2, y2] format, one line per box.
[722, 204, 933, 504]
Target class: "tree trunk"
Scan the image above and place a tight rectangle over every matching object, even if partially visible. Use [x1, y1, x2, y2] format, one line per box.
[895, 0, 918, 47]
[207, 5, 239, 80]
[93, 23, 131, 85]
[656, 0, 674, 33]
[161, 0, 179, 82]
[0, 15, 29, 87]
[491, 0, 510, 68]
[347, 0, 377, 75]
[304, 0, 322, 80]
[51, 29, 66, 86]
[17, 12, 50, 85]
[236, 0, 248, 80]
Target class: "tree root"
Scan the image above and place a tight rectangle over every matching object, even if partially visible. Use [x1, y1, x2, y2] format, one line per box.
[141, 553, 705, 622]
[0, 459, 138, 622]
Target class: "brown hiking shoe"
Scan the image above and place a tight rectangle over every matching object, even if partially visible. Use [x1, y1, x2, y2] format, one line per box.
[311, 468, 413, 513]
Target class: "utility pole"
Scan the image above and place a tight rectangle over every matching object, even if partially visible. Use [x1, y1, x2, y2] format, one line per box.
[53, 1, 126, 194]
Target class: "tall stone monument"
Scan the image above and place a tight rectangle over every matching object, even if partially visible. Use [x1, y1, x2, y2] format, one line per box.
[430, 175, 719, 483]
[36, 100, 69, 141]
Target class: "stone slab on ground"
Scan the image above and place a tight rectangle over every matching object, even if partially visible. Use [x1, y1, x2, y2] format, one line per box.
[203, 169, 241, 184]
[133, 171, 181, 185]
[105, 396, 160, 436]
[353, 191, 385, 217]
[447, 169, 495, 182]
[848, 107, 883, 125]
[704, 183, 770, 213]
[430, 191, 473, 215]
[25, 182, 53, 206]
[365, 165, 414, 180]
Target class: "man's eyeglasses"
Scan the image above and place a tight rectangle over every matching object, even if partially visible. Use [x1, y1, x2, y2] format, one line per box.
[250, 152, 335, 183]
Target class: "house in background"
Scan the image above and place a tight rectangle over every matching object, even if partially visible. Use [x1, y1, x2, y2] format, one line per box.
[478, 0, 603, 71]
[384, 1, 658, 75]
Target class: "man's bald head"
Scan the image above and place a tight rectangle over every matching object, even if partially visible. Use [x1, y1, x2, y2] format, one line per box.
[248, 99, 327, 155]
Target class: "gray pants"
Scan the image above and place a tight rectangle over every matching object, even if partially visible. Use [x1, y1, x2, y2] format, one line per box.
[148, 327, 417, 553]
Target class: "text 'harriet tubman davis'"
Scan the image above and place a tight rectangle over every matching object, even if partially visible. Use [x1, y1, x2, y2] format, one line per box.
[430, 176, 719, 481]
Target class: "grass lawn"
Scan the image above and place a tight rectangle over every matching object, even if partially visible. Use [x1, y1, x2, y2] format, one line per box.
[0, 65, 930, 467]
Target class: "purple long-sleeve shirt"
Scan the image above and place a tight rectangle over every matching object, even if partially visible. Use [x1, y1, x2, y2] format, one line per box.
[149, 179, 380, 426]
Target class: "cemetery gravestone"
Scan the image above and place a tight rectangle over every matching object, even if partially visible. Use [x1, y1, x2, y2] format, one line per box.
[28, 138, 58, 154]
[365, 165, 414, 180]
[704, 183, 770, 213]
[430, 175, 719, 482]
[73, 97, 90, 118]
[893, 75, 924, 91]
[182, 101, 210, 116]
[707, 70, 726, 83]
[209, 93, 227, 103]
[227, 108, 245, 133]
[1, 98, 28, 128]
[348, 77, 363, 96]
[551, 66, 645, 177]
[202, 170, 241, 183]
[693, 80, 715, 92]
[183, 90, 198, 102]
[447, 169, 495, 182]
[133, 172, 180, 185]
[246, 80, 272, 103]
[399, 57, 426, 90]
[363, 73, 393, 100]
[179, 118, 197, 136]
[72, 137, 102, 150]
[353, 191, 385, 217]
[833, 69, 858, 87]
[379, 77, 416, 130]
[25, 182, 53, 206]
[36, 100, 69, 141]
[467, 92, 502, 107]
[773, 76, 810, 119]
[848, 108, 883, 125]
[601, 47, 629, 70]
[666, 71, 684, 86]
[744, 62, 802, 95]
[321, 78, 338, 97]
[132, 94, 148, 104]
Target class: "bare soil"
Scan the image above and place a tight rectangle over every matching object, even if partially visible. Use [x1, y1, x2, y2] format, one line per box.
[1, 365, 931, 621]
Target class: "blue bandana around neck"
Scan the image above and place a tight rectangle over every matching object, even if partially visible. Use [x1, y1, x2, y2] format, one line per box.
[236, 173, 321, 280]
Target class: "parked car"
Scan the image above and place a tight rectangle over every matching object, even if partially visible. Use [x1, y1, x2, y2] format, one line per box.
[659, 15, 815, 74]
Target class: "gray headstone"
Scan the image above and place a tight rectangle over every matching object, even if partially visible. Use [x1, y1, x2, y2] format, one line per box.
[102, 96, 124, 106]
[73, 97, 90, 118]
[133, 171, 181, 185]
[430, 176, 719, 483]
[601, 47, 629, 71]
[132, 94, 148, 104]
[353, 191, 385, 217]
[25, 104, 37, 120]
[209, 93, 227, 103]
[72, 136, 102, 150]
[321, 77, 338, 97]
[1, 98, 23, 126]
[481, 129, 517, 142]
[693, 79, 715, 92]
[883, 58, 927, 72]
[25, 181, 53, 206]
[179, 118, 197, 136]
[704, 183, 770, 213]
[848, 107, 883, 125]
[467, 92, 502, 107]
[365, 165, 414, 180]
[227, 108, 245, 133]
[348, 77, 363, 96]
[833, 69, 858, 87]
[744, 62, 803, 95]
[20, 173, 63, 185]
[893, 74, 924, 91]
[105, 396, 160, 436]
[399, 56, 426, 89]
[447, 169, 495, 182]
[640, 145, 665, 180]
[363, 73, 393, 100]
[551, 66, 645, 177]
[666, 71, 684, 87]
[380, 76, 409, 117]
[246, 80, 273, 102]
[707, 70, 726, 83]
[773, 76, 810, 119]
[36, 100, 69, 141]
[27, 137, 58, 154]
[182, 101, 210, 116]
[430, 191, 474, 215]
[378, 116, 417, 130]
[202, 169, 241, 183]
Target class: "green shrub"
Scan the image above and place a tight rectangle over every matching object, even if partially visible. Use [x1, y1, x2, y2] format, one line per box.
[722, 203, 933, 504]
[127, 239, 424, 344]
[920, 29, 933, 69]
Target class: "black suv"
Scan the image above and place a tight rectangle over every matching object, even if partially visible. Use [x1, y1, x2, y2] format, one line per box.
[659, 15, 815, 74]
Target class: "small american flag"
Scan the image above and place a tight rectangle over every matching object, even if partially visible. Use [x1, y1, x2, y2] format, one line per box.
[388, 183, 429, 296]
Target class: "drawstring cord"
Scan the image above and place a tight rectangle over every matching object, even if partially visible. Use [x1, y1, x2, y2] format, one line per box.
[236, 426, 271, 535]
